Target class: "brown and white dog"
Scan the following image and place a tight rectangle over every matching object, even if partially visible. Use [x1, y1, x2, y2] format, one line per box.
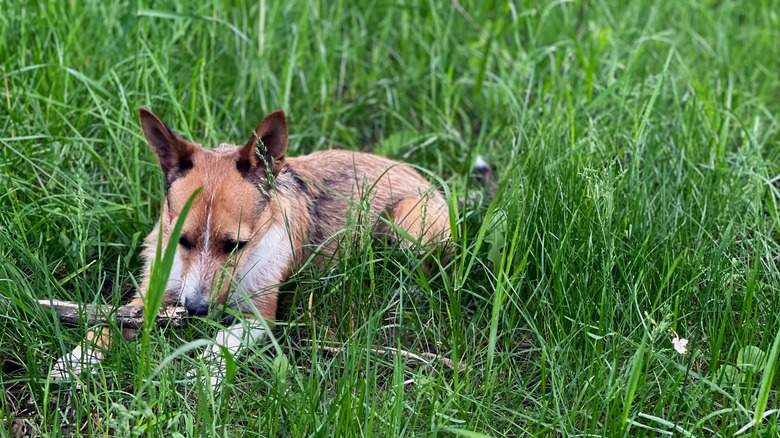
[52, 109, 451, 388]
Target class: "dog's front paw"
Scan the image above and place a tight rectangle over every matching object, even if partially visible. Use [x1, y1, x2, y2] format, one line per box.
[186, 323, 267, 393]
[186, 358, 228, 393]
[49, 345, 104, 381]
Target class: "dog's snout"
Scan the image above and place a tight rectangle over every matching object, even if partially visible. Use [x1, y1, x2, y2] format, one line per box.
[185, 297, 210, 316]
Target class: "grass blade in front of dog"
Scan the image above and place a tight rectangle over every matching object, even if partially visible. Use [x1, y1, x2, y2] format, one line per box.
[139, 187, 201, 386]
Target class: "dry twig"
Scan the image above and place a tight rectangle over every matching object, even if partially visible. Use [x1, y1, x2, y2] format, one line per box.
[31, 299, 187, 329]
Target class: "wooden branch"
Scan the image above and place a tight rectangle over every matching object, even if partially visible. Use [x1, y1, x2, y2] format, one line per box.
[34, 299, 188, 329]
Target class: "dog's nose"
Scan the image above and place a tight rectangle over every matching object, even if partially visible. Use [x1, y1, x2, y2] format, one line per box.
[185, 300, 210, 316]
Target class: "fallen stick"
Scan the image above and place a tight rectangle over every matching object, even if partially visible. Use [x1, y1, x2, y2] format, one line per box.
[33, 299, 188, 329]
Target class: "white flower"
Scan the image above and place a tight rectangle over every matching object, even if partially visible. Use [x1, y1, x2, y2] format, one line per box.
[672, 336, 688, 355]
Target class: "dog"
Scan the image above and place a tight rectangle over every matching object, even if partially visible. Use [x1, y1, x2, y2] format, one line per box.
[51, 109, 451, 389]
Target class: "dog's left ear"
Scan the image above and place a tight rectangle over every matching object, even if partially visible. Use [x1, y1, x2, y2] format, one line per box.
[238, 110, 288, 178]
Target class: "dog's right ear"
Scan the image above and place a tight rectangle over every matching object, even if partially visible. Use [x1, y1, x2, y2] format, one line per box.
[139, 108, 195, 186]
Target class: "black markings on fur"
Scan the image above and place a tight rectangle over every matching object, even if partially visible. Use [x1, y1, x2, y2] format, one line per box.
[290, 168, 307, 192]
[274, 166, 298, 194]
[179, 156, 193, 171]
[237, 153, 290, 197]
[301, 170, 356, 245]
[238, 162, 276, 198]
[236, 158, 251, 174]
[269, 165, 310, 200]
[156, 123, 193, 192]
[277, 166, 329, 245]
[163, 160, 193, 192]
[252, 197, 267, 220]
[306, 207, 327, 245]
[305, 187, 333, 245]
[321, 171, 350, 187]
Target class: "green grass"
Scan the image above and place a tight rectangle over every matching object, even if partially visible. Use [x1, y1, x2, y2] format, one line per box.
[2, 0, 780, 435]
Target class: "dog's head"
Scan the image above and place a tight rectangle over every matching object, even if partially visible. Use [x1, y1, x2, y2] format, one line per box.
[139, 109, 290, 317]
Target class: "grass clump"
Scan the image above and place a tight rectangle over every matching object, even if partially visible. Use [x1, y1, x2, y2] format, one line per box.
[1, 0, 779, 436]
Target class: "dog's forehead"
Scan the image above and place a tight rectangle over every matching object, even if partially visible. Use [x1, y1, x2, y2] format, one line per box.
[167, 147, 265, 226]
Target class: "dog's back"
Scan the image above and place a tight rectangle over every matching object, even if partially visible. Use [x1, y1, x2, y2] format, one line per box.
[279, 150, 449, 259]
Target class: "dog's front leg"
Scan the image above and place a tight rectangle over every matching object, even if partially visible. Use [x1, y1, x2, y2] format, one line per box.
[50, 326, 138, 380]
[193, 318, 269, 391]
[50, 326, 111, 380]
[50, 295, 142, 381]
[191, 274, 281, 391]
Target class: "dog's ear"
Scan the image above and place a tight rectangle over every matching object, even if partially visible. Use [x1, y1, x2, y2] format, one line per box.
[139, 108, 195, 186]
[238, 110, 288, 178]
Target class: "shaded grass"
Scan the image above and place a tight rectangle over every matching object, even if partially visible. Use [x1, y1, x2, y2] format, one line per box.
[1, 0, 780, 436]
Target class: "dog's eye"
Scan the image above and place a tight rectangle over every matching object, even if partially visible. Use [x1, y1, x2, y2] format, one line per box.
[179, 236, 192, 250]
[224, 239, 248, 254]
